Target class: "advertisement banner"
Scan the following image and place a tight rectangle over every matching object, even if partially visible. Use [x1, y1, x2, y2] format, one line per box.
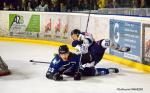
[142, 24, 150, 65]
[0, 12, 9, 36]
[40, 14, 70, 43]
[80, 15, 109, 41]
[9, 14, 40, 38]
[110, 19, 141, 62]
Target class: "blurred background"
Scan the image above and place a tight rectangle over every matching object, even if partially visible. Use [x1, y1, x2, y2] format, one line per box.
[0, 0, 149, 12]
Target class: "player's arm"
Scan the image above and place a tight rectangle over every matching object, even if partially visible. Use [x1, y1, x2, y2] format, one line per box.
[79, 34, 93, 47]
[73, 55, 83, 80]
[46, 55, 63, 81]
[72, 40, 89, 54]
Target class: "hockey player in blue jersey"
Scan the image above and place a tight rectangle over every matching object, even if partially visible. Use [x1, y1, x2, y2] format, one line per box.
[71, 29, 130, 67]
[46, 45, 119, 81]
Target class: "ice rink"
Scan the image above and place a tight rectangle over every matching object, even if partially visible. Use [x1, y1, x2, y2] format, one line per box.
[0, 41, 150, 93]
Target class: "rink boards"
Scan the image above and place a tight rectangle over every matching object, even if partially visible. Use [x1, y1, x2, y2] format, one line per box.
[0, 11, 150, 73]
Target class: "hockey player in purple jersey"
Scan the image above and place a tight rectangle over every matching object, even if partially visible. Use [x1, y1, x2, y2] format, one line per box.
[46, 45, 119, 81]
[71, 29, 130, 67]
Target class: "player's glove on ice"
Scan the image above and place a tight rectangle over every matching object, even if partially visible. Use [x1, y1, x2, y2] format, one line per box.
[53, 73, 63, 81]
[74, 72, 81, 80]
[46, 71, 54, 79]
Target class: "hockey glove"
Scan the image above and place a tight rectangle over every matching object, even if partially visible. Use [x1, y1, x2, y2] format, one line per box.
[53, 73, 63, 81]
[46, 71, 53, 79]
[74, 72, 81, 80]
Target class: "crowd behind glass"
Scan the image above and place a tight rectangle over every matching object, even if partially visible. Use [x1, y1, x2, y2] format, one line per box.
[0, 0, 149, 12]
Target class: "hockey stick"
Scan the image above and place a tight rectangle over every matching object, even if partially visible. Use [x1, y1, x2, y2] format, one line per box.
[29, 60, 50, 64]
[75, 0, 93, 80]
[85, 0, 92, 33]
[85, 10, 91, 33]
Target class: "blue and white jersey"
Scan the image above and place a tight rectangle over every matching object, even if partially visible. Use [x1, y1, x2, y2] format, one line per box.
[72, 32, 95, 54]
[79, 32, 94, 46]
[48, 53, 80, 74]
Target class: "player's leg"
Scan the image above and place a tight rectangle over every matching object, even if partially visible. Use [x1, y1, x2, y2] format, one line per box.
[88, 40, 106, 65]
[81, 67, 119, 76]
[98, 39, 130, 52]
[81, 53, 93, 64]
[95, 68, 119, 75]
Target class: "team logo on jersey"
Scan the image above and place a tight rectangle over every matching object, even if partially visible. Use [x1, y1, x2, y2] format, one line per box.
[53, 59, 60, 64]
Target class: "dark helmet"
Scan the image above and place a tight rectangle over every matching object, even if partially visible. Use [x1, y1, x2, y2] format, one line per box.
[58, 45, 69, 54]
[71, 29, 81, 35]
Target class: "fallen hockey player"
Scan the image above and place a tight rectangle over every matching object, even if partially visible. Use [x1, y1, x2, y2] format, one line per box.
[46, 45, 119, 81]
[71, 29, 130, 67]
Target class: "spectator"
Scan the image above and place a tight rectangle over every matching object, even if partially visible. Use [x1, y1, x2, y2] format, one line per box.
[3, 2, 9, 10]
[131, 0, 138, 8]
[9, 4, 15, 10]
[26, 1, 33, 11]
[51, 0, 60, 12]
[20, 0, 26, 11]
[107, 0, 119, 8]
[33, 0, 40, 11]
[70, 0, 78, 11]
[89, 0, 97, 10]
[140, 0, 145, 8]
[60, 2, 67, 12]
[93, 0, 98, 10]
[83, 0, 90, 10]
[37, 0, 49, 12]
[76, 0, 84, 11]
[66, 0, 78, 11]
[66, 0, 73, 12]
[16, 5, 21, 11]
[97, 0, 107, 8]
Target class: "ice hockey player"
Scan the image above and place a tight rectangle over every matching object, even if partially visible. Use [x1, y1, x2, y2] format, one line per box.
[71, 29, 130, 67]
[46, 45, 119, 81]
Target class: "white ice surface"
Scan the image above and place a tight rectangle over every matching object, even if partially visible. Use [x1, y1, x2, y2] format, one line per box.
[0, 41, 150, 93]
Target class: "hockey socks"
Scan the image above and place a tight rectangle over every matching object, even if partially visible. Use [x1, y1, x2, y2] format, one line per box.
[95, 68, 109, 75]
[95, 68, 119, 76]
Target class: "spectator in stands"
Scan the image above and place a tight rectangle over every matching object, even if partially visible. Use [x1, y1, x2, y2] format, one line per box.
[97, 0, 107, 8]
[9, 4, 15, 11]
[93, 0, 98, 10]
[140, 0, 145, 8]
[33, 0, 40, 11]
[26, 1, 33, 11]
[16, 5, 21, 11]
[60, 2, 67, 12]
[3, 2, 9, 10]
[51, 0, 60, 12]
[20, 0, 26, 11]
[131, 0, 137, 8]
[66, 0, 73, 12]
[83, 0, 89, 10]
[77, 0, 84, 11]
[89, 0, 97, 10]
[66, 0, 78, 11]
[37, 0, 49, 12]
[107, 0, 119, 8]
